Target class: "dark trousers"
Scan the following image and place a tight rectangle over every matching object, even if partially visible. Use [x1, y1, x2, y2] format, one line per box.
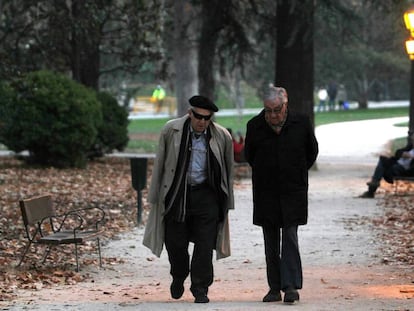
[164, 186, 219, 297]
[372, 156, 406, 183]
[368, 156, 407, 194]
[262, 225, 303, 292]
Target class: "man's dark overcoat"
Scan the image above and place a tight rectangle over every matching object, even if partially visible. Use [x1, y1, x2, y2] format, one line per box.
[244, 110, 318, 227]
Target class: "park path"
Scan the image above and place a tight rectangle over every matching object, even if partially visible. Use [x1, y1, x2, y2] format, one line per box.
[315, 116, 409, 164]
[4, 117, 414, 311]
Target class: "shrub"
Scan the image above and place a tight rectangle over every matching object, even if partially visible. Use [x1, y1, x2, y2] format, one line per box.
[0, 82, 16, 144]
[0, 70, 102, 168]
[90, 92, 129, 157]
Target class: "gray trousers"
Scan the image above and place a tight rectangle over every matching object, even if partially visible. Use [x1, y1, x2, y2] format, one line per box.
[262, 225, 303, 292]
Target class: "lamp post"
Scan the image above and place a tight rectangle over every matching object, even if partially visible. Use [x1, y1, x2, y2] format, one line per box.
[404, 8, 414, 140]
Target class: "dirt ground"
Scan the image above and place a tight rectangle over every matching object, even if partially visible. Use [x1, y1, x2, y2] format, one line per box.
[2, 117, 414, 310]
[2, 159, 413, 311]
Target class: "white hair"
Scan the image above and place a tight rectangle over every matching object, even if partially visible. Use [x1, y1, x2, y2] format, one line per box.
[263, 85, 288, 104]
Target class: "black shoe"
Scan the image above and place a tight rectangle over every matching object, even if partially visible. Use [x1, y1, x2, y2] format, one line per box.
[262, 290, 282, 302]
[170, 279, 184, 299]
[194, 294, 209, 303]
[358, 191, 375, 198]
[366, 180, 380, 187]
[283, 289, 299, 304]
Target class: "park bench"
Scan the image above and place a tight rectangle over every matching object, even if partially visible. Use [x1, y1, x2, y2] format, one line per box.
[17, 194, 105, 271]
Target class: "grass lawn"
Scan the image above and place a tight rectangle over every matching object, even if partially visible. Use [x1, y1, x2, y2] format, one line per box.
[126, 107, 410, 153]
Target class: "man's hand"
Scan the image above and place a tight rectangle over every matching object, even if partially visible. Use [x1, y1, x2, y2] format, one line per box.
[401, 151, 414, 158]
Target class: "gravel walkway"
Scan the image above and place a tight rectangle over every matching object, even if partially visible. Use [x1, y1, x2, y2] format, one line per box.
[3, 117, 414, 311]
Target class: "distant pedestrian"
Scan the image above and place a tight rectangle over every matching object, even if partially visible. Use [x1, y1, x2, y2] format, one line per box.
[151, 85, 166, 113]
[227, 128, 245, 163]
[143, 95, 234, 303]
[336, 84, 347, 110]
[244, 85, 318, 304]
[317, 88, 328, 112]
[327, 81, 337, 111]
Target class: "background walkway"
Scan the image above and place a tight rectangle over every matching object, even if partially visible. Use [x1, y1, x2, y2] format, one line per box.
[316, 116, 408, 164]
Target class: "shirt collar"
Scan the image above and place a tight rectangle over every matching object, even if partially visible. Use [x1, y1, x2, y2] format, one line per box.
[189, 126, 206, 138]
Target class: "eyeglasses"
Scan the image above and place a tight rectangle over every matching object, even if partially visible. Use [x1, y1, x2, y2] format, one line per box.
[264, 104, 285, 115]
[191, 109, 212, 121]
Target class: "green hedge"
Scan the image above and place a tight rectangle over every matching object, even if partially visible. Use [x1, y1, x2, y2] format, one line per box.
[0, 70, 102, 168]
[90, 91, 129, 157]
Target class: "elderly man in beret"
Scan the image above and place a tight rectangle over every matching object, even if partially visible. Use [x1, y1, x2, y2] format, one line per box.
[143, 95, 234, 303]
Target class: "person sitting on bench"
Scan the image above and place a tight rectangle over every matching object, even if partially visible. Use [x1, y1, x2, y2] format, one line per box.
[227, 128, 246, 163]
[360, 134, 414, 198]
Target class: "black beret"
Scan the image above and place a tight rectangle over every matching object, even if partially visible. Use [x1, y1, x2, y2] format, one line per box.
[189, 95, 218, 112]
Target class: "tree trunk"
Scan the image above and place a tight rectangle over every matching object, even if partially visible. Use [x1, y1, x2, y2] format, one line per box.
[70, 0, 100, 90]
[409, 60, 414, 139]
[358, 96, 368, 109]
[198, 23, 219, 100]
[275, 1, 315, 125]
[80, 47, 100, 90]
[198, 0, 229, 101]
[70, 0, 81, 84]
[173, 0, 198, 117]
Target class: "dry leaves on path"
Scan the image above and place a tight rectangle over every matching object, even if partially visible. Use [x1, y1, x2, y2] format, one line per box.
[374, 183, 414, 266]
[0, 156, 145, 301]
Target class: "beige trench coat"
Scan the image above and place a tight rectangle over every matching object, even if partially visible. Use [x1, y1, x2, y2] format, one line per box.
[142, 115, 234, 259]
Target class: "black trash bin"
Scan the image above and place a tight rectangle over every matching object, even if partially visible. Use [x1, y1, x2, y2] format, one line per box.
[130, 158, 148, 224]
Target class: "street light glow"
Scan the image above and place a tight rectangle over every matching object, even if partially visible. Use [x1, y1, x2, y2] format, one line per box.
[404, 7, 414, 138]
[405, 39, 414, 59]
[404, 10, 414, 35]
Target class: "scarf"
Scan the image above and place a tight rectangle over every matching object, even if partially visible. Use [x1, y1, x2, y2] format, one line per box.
[163, 119, 192, 222]
[163, 120, 225, 222]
